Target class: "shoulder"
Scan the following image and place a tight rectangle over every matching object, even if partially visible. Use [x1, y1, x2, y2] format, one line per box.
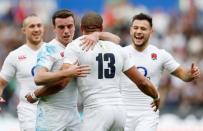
[7, 44, 26, 58]
[123, 45, 133, 51]
[42, 41, 58, 54]
[65, 36, 82, 50]
[68, 37, 82, 47]
[148, 45, 169, 55]
[149, 45, 175, 62]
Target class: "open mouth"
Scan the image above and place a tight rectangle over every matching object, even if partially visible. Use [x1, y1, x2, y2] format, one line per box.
[33, 33, 41, 37]
[135, 35, 144, 41]
[63, 35, 71, 39]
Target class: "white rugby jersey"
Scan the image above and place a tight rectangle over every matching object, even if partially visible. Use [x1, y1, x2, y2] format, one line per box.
[120, 44, 180, 111]
[36, 39, 78, 109]
[0, 43, 45, 105]
[64, 36, 134, 109]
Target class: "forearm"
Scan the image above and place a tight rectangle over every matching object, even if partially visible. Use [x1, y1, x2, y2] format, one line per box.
[35, 78, 71, 98]
[124, 67, 159, 99]
[172, 67, 193, 82]
[35, 70, 67, 86]
[136, 79, 159, 99]
[98, 32, 120, 44]
[180, 72, 193, 82]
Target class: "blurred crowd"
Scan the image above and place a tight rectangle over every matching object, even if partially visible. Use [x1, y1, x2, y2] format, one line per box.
[0, 0, 203, 119]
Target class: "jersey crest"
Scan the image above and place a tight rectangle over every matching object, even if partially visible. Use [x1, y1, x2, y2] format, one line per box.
[151, 53, 157, 60]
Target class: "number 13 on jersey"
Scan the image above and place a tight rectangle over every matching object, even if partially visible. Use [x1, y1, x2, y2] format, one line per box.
[96, 53, 116, 79]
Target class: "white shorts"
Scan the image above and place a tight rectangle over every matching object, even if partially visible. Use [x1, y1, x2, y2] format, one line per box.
[81, 105, 126, 131]
[17, 102, 37, 131]
[124, 110, 159, 131]
[36, 104, 81, 131]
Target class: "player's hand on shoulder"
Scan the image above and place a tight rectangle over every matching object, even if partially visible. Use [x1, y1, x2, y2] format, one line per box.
[80, 32, 99, 51]
[191, 63, 201, 80]
[25, 92, 38, 103]
[151, 95, 160, 112]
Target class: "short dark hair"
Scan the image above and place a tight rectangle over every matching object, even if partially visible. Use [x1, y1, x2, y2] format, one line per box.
[52, 9, 75, 26]
[132, 13, 152, 27]
[81, 12, 103, 32]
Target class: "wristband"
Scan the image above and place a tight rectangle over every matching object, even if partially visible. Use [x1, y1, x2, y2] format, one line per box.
[30, 92, 39, 101]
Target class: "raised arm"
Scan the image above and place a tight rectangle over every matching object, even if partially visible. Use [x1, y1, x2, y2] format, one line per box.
[79, 32, 120, 51]
[171, 63, 200, 82]
[124, 66, 160, 111]
[97, 32, 120, 44]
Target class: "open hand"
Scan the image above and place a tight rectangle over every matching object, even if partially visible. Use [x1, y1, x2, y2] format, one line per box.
[191, 63, 201, 80]
[65, 64, 91, 78]
[79, 32, 99, 51]
[151, 97, 160, 112]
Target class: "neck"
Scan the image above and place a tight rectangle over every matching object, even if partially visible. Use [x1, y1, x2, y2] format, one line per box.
[132, 42, 149, 52]
[26, 41, 42, 51]
[56, 38, 70, 47]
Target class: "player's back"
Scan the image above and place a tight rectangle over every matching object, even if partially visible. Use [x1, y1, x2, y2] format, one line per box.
[64, 37, 133, 109]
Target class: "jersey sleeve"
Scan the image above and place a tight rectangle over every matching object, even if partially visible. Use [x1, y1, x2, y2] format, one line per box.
[36, 45, 57, 71]
[162, 50, 180, 73]
[0, 52, 16, 81]
[121, 47, 134, 72]
[64, 40, 80, 64]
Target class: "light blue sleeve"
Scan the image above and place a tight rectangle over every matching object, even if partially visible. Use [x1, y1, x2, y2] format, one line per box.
[35, 45, 57, 74]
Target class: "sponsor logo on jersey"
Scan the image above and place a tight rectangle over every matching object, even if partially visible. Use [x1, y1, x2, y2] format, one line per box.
[18, 55, 27, 60]
[151, 53, 157, 60]
[31, 66, 37, 76]
[137, 66, 150, 80]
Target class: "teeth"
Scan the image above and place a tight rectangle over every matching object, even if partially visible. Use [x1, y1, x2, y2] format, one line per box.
[135, 36, 143, 39]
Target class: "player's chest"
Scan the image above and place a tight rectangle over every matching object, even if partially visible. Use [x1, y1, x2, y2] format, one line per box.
[16, 53, 38, 77]
[130, 52, 162, 76]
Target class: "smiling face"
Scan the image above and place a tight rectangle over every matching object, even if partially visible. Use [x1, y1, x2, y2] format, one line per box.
[22, 16, 44, 45]
[54, 16, 75, 46]
[130, 19, 153, 50]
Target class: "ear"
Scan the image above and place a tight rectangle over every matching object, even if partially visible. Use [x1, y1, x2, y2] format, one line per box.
[80, 26, 84, 32]
[151, 28, 154, 34]
[100, 26, 103, 32]
[53, 25, 57, 34]
[130, 26, 133, 35]
[21, 27, 26, 34]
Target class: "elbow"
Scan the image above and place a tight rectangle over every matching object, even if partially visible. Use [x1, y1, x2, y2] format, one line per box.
[138, 79, 158, 98]
[34, 77, 44, 86]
